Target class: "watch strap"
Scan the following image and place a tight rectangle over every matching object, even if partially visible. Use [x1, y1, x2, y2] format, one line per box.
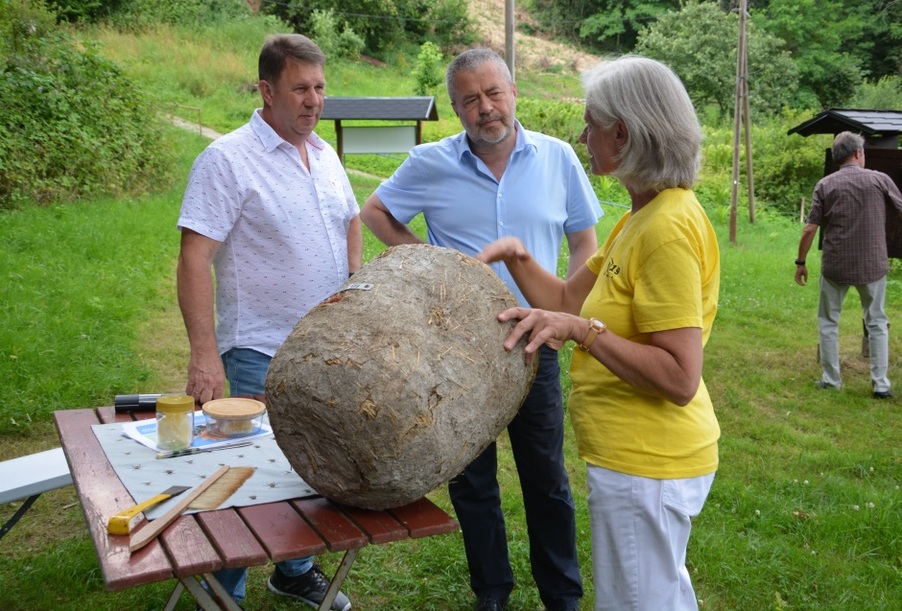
[578, 318, 605, 352]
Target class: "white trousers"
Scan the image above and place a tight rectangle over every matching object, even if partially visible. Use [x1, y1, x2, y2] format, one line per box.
[818, 274, 890, 392]
[587, 465, 715, 611]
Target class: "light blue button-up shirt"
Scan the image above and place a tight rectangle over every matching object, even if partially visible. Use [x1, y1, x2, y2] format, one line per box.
[376, 121, 602, 306]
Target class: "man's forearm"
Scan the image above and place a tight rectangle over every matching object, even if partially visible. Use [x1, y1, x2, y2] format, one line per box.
[178, 268, 218, 356]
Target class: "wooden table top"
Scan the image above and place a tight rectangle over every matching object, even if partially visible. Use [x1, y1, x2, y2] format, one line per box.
[54, 406, 459, 592]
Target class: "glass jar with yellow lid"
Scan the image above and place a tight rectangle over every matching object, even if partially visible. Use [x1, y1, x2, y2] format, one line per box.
[156, 394, 195, 451]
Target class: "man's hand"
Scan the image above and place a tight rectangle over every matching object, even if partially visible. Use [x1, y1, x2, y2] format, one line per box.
[795, 223, 818, 287]
[795, 264, 808, 286]
[185, 352, 226, 404]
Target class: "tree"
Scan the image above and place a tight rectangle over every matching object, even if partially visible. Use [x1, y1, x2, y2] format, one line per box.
[578, 0, 681, 51]
[635, 1, 797, 117]
[265, 0, 474, 56]
[754, 0, 864, 108]
[739, 0, 902, 87]
[529, 0, 681, 51]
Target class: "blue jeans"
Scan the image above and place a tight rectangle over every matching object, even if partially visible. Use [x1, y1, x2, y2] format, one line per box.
[213, 348, 313, 602]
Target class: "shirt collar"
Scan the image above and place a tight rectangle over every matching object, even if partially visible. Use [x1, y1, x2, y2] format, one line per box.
[250, 108, 325, 153]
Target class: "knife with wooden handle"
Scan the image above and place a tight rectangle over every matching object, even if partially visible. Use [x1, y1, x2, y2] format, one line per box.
[129, 465, 230, 552]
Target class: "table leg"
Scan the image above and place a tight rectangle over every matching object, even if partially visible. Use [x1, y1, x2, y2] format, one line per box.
[168, 573, 243, 611]
[163, 581, 184, 610]
[0, 494, 40, 542]
[318, 547, 360, 611]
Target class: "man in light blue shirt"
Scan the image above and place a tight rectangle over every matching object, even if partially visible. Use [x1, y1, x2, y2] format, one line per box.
[361, 48, 601, 611]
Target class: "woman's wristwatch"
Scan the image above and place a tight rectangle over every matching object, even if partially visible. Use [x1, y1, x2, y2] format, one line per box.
[578, 318, 606, 352]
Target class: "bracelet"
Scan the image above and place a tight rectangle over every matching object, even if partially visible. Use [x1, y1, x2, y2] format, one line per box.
[795, 259, 806, 266]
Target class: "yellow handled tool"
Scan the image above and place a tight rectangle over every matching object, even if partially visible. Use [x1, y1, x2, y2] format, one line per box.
[107, 485, 191, 535]
[130, 465, 231, 552]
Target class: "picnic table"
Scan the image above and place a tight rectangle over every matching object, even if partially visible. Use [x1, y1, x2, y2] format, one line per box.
[54, 405, 459, 610]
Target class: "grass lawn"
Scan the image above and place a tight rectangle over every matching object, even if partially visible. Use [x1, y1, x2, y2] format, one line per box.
[1, 123, 899, 610]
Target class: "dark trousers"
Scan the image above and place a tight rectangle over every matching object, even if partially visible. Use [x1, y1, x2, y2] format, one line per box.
[448, 347, 583, 609]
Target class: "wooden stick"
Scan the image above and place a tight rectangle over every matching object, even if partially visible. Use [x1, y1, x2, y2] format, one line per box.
[129, 465, 230, 552]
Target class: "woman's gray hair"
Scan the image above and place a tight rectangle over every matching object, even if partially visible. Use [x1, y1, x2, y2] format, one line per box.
[831, 131, 864, 164]
[581, 55, 701, 192]
[446, 48, 512, 102]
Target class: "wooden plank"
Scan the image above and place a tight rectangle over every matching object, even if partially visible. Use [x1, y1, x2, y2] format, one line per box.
[338, 505, 409, 544]
[97, 405, 119, 424]
[160, 514, 223, 576]
[195, 509, 268, 569]
[238, 502, 326, 562]
[53, 409, 173, 591]
[98, 405, 156, 424]
[291, 497, 368, 552]
[388, 498, 459, 539]
[99, 405, 144, 424]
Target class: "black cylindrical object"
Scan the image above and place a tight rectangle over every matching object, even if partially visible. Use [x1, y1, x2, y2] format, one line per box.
[114, 393, 163, 413]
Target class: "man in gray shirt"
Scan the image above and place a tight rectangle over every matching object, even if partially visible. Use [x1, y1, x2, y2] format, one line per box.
[795, 131, 902, 398]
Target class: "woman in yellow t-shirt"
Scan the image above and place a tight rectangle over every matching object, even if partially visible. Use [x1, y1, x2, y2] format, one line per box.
[478, 55, 720, 611]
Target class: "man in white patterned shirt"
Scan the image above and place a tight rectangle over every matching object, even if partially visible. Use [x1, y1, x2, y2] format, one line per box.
[176, 33, 360, 610]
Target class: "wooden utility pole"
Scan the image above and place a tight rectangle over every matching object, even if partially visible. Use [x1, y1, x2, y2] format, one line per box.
[729, 0, 755, 244]
[505, 0, 515, 79]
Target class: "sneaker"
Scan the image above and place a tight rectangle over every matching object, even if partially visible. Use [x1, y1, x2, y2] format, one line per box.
[873, 390, 894, 399]
[267, 564, 352, 611]
[475, 596, 506, 611]
[814, 380, 840, 390]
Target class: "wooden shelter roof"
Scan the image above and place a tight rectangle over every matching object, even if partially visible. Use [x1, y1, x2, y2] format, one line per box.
[322, 96, 438, 121]
[787, 108, 902, 137]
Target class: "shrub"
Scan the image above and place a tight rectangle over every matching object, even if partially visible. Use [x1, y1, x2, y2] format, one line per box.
[266, 0, 475, 56]
[412, 41, 444, 95]
[104, 0, 251, 30]
[734, 110, 832, 218]
[0, 0, 175, 208]
[848, 75, 902, 111]
[46, 0, 115, 23]
[310, 9, 365, 61]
